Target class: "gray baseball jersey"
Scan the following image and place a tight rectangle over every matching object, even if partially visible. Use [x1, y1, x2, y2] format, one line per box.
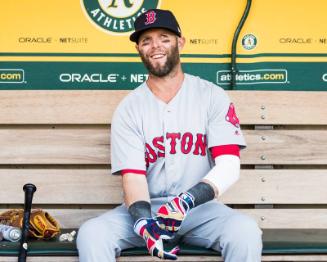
[111, 73, 246, 198]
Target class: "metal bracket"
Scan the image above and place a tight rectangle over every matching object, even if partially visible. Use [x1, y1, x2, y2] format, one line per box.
[254, 204, 273, 209]
[254, 165, 274, 208]
[254, 125, 274, 130]
[255, 165, 274, 170]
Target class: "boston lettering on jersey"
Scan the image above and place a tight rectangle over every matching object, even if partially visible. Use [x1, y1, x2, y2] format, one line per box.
[145, 132, 207, 167]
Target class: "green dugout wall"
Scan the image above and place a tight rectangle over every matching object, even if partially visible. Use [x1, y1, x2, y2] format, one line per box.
[1, 0, 327, 90]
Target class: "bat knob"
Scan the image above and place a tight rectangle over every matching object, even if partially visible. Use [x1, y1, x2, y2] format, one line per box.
[23, 183, 37, 193]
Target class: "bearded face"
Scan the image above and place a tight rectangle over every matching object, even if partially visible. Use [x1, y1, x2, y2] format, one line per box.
[138, 35, 181, 77]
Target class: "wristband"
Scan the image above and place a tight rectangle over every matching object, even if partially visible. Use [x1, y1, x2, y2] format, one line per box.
[187, 181, 215, 207]
[128, 201, 151, 223]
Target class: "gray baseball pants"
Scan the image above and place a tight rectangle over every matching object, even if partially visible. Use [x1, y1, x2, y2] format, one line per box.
[77, 198, 262, 262]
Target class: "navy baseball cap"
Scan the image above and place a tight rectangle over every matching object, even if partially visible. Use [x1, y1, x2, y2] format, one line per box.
[130, 9, 182, 43]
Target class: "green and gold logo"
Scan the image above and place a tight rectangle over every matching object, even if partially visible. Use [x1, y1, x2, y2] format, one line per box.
[81, 0, 161, 35]
[241, 34, 257, 50]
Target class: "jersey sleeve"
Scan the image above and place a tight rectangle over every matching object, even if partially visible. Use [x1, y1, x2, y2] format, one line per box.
[111, 102, 146, 175]
[207, 86, 246, 149]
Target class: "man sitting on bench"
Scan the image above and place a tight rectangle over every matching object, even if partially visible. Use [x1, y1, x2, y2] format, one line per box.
[77, 9, 262, 262]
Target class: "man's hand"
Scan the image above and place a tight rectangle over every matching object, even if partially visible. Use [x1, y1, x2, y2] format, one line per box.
[134, 218, 180, 260]
[156, 192, 195, 234]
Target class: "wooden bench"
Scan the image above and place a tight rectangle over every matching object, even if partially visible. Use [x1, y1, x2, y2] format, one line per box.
[0, 90, 326, 261]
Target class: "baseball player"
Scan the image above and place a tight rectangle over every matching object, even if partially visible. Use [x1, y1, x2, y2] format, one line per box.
[77, 9, 262, 262]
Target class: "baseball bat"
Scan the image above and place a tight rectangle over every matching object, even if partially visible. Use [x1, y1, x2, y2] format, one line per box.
[18, 183, 37, 262]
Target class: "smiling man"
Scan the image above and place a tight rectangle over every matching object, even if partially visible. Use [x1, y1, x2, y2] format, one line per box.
[77, 9, 262, 262]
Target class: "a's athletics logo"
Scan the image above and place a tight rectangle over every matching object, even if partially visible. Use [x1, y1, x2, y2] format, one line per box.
[241, 34, 257, 50]
[81, 0, 161, 35]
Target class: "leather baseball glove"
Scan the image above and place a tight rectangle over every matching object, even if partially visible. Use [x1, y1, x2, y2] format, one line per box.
[0, 209, 60, 239]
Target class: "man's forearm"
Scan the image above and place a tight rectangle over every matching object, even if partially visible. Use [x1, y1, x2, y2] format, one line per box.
[122, 173, 152, 222]
[122, 173, 150, 207]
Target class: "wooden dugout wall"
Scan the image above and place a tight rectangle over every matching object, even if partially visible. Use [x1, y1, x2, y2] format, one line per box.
[0, 90, 326, 232]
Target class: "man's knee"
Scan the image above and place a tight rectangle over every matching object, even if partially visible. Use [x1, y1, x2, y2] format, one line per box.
[77, 219, 96, 245]
[221, 214, 262, 250]
[77, 218, 120, 262]
[77, 218, 116, 249]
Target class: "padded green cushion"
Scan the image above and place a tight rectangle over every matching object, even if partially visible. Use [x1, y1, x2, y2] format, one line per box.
[0, 229, 326, 256]
[262, 229, 327, 254]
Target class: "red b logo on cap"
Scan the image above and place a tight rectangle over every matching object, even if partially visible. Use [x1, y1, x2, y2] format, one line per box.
[145, 10, 156, 25]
